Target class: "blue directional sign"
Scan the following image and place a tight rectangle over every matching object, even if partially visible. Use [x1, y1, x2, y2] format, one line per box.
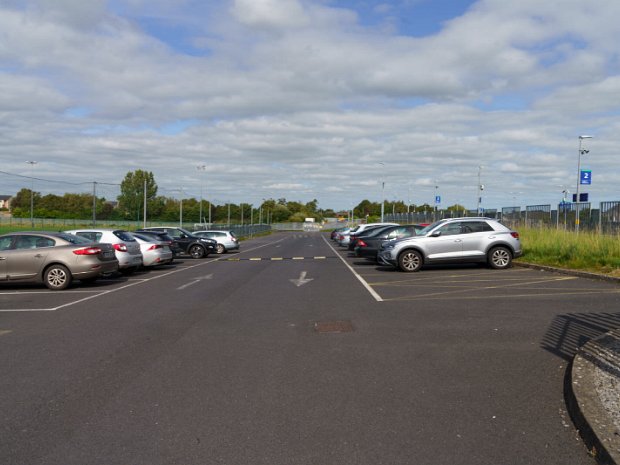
[580, 170, 592, 185]
[435, 195, 441, 204]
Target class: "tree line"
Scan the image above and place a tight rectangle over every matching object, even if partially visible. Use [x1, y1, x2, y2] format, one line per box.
[8, 170, 466, 223]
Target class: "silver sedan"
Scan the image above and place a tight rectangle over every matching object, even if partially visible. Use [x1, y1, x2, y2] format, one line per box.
[0, 231, 119, 290]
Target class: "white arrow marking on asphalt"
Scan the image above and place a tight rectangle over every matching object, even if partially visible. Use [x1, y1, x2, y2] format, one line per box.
[290, 271, 314, 287]
[177, 274, 213, 290]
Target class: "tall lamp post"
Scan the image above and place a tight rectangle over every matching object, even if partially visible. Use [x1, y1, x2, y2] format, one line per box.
[575, 135, 592, 233]
[197, 164, 206, 225]
[379, 162, 385, 222]
[26, 161, 37, 228]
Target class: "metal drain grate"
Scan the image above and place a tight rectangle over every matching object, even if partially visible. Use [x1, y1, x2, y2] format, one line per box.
[314, 320, 354, 333]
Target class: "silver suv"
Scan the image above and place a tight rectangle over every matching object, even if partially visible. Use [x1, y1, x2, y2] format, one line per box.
[377, 217, 522, 272]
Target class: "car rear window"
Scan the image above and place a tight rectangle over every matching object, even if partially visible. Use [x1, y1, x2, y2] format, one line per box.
[58, 233, 92, 245]
[114, 230, 136, 241]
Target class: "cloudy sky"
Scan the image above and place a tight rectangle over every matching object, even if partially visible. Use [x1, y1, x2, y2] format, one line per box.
[1, 0, 618, 211]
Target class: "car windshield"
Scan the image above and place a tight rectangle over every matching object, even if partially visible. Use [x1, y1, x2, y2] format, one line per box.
[418, 220, 446, 235]
[178, 228, 194, 236]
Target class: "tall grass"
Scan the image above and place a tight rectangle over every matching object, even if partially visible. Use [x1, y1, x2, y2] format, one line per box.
[518, 227, 620, 276]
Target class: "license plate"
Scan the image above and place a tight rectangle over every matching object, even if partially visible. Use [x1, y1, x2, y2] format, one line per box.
[103, 251, 114, 258]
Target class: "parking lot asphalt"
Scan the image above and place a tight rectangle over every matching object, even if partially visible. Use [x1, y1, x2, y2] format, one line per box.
[328, 235, 620, 465]
[1, 231, 618, 464]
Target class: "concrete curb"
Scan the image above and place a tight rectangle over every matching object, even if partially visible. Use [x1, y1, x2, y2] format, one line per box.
[515, 261, 620, 464]
[514, 261, 620, 283]
[570, 332, 620, 464]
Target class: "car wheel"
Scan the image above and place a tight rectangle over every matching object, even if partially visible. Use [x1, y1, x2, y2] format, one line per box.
[398, 249, 423, 272]
[189, 244, 205, 259]
[44, 264, 72, 290]
[215, 244, 226, 254]
[488, 246, 512, 269]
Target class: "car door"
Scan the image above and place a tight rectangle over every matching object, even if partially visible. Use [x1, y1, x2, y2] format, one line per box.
[423, 222, 464, 260]
[6, 235, 53, 280]
[0, 236, 13, 279]
[460, 221, 496, 259]
[166, 229, 191, 252]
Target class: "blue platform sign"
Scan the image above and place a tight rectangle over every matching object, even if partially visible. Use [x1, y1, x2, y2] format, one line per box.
[435, 195, 441, 204]
[580, 170, 592, 185]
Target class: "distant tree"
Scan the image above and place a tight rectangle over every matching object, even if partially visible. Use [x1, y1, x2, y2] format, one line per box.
[10, 188, 41, 218]
[271, 204, 292, 222]
[117, 170, 158, 220]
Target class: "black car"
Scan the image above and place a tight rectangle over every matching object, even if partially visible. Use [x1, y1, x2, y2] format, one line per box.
[348, 224, 395, 251]
[136, 227, 216, 258]
[354, 224, 426, 260]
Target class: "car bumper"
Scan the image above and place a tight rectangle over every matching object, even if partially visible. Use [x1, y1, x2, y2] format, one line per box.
[72, 260, 119, 278]
[117, 254, 143, 269]
[377, 250, 397, 266]
[142, 251, 174, 267]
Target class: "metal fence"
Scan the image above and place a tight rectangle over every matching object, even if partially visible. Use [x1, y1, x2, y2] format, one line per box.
[385, 200, 620, 233]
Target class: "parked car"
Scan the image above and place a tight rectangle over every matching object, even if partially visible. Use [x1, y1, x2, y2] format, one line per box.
[65, 228, 143, 273]
[193, 230, 240, 254]
[354, 224, 426, 260]
[331, 227, 349, 241]
[377, 217, 522, 272]
[130, 230, 182, 256]
[130, 233, 174, 267]
[0, 231, 118, 290]
[138, 227, 216, 258]
[335, 228, 353, 247]
[348, 222, 399, 251]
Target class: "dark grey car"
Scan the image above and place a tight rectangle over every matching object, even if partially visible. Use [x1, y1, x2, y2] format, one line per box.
[0, 232, 118, 290]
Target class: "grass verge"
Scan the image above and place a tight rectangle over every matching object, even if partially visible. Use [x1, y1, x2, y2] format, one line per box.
[517, 227, 620, 277]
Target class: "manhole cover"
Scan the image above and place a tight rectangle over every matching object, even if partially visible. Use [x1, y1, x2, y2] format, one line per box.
[314, 320, 354, 333]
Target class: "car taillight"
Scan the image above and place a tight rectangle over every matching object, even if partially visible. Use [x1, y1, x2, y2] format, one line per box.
[511, 232, 520, 239]
[147, 244, 163, 251]
[73, 247, 102, 255]
[113, 243, 128, 252]
[357, 239, 367, 247]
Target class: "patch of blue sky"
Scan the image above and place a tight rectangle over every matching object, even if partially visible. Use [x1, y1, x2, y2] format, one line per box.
[473, 94, 530, 111]
[524, 35, 588, 68]
[63, 107, 91, 118]
[136, 17, 213, 57]
[394, 97, 432, 108]
[326, 0, 476, 37]
[75, 119, 199, 136]
[159, 119, 201, 135]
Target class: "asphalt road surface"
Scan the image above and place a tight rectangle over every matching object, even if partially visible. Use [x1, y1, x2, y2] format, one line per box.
[2, 231, 616, 465]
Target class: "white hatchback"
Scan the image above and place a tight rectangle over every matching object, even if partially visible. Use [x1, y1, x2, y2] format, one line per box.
[65, 229, 143, 273]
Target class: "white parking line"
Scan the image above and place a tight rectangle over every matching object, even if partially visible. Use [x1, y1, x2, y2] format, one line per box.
[322, 235, 383, 302]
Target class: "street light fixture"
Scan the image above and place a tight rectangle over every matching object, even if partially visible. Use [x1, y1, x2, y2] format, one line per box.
[26, 161, 37, 228]
[575, 135, 592, 233]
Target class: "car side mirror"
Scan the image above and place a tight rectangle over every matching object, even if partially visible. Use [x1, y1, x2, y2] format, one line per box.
[431, 231, 442, 237]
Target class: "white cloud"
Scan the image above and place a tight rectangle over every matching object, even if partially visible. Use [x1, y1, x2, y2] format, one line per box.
[0, 0, 619, 210]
